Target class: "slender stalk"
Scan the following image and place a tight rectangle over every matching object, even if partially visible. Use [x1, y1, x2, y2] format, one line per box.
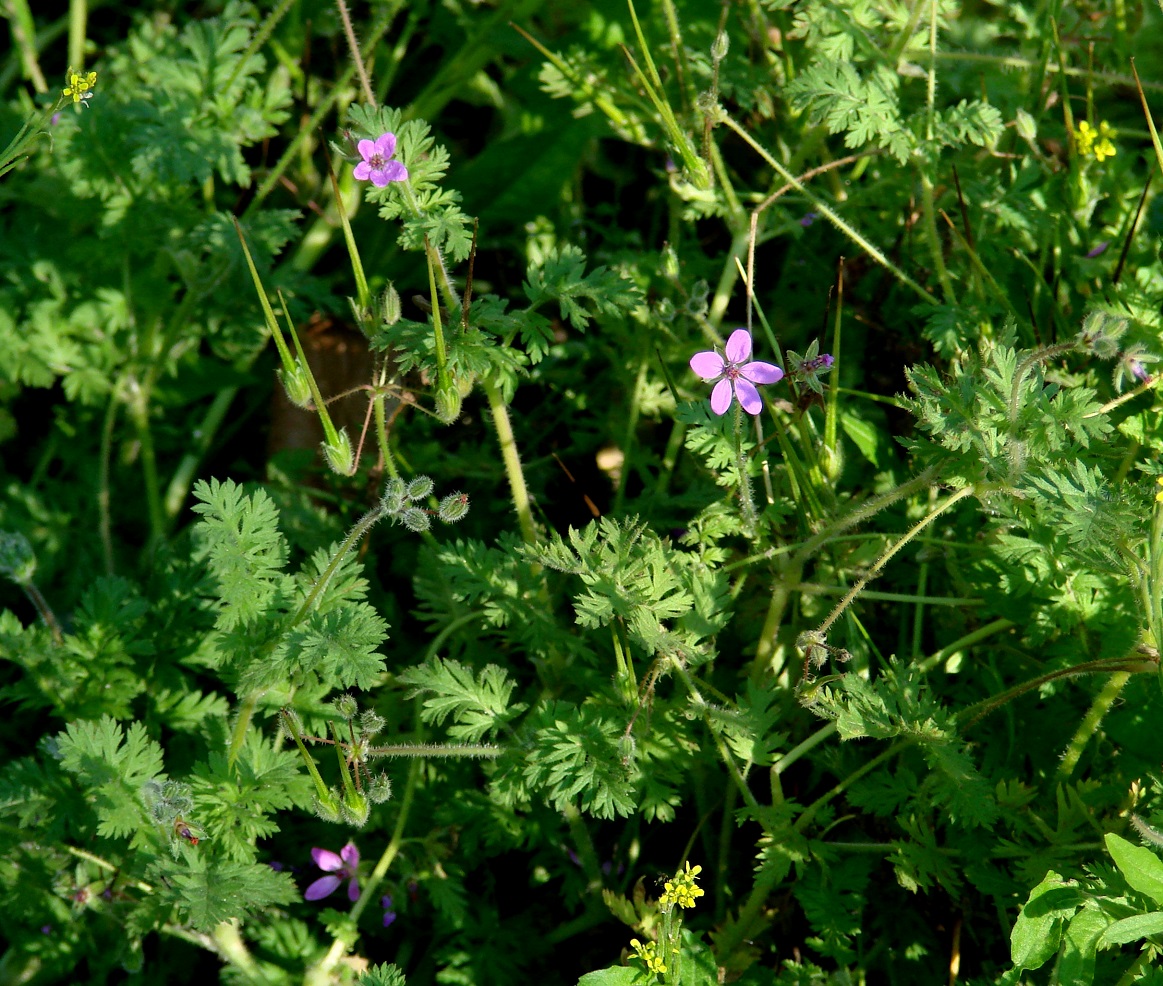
[773, 723, 838, 777]
[919, 170, 955, 304]
[7, 0, 47, 92]
[212, 922, 271, 985]
[68, 0, 88, 73]
[483, 379, 536, 544]
[22, 581, 62, 645]
[127, 381, 165, 550]
[814, 485, 975, 640]
[334, 0, 375, 105]
[97, 384, 120, 573]
[1057, 671, 1130, 778]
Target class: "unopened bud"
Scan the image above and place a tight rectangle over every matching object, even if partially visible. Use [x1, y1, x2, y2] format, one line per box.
[322, 429, 355, 475]
[279, 364, 314, 409]
[382, 283, 402, 326]
[367, 773, 393, 804]
[711, 31, 729, 62]
[340, 789, 370, 827]
[405, 476, 434, 501]
[434, 378, 462, 423]
[332, 693, 359, 720]
[313, 791, 342, 823]
[358, 710, 385, 737]
[0, 531, 36, 585]
[1015, 108, 1037, 142]
[438, 492, 470, 524]
[401, 507, 431, 533]
[381, 478, 406, 515]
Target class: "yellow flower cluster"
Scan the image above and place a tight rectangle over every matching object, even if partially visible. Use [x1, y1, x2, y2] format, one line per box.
[630, 938, 666, 975]
[1076, 120, 1116, 162]
[1155, 477, 1163, 503]
[63, 70, 98, 106]
[659, 861, 705, 909]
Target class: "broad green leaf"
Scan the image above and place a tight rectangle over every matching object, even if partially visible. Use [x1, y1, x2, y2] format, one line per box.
[1009, 872, 1084, 970]
[1106, 833, 1163, 904]
[1099, 911, 1163, 946]
[1057, 904, 1112, 986]
[840, 410, 880, 466]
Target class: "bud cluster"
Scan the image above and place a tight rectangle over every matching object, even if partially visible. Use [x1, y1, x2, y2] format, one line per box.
[379, 476, 469, 533]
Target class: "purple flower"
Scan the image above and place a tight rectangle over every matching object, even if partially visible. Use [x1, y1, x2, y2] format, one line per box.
[304, 843, 360, 902]
[689, 328, 784, 415]
[1086, 241, 1109, 258]
[1130, 360, 1151, 383]
[800, 212, 819, 227]
[381, 894, 397, 928]
[354, 133, 408, 188]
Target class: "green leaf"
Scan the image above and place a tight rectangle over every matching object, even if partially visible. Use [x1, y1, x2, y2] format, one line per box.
[1099, 911, 1163, 947]
[577, 967, 640, 986]
[1106, 833, 1163, 904]
[57, 716, 165, 839]
[1057, 903, 1112, 986]
[358, 963, 408, 986]
[839, 409, 880, 466]
[1009, 871, 1084, 970]
[397, 657, 523, 742]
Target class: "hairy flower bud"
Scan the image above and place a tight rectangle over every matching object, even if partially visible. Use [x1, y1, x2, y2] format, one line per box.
[405, 476, 434, 501]
[322, 429, 355, 476]
[332, 693, 359, 721]
[313, 791, 342, 823]
[279, 363, 315, 409]
[437, 492, 470, 524]
[434, 377, 463, 423]
[340, 789, 370, 827]
[381, 283, 402, 326]
[711, 31, 729, 62]
[0, 531, 36, 585]
[367, 772, 393, 804]
[358, 710, 385, 737]
[401, 507, 431, 533]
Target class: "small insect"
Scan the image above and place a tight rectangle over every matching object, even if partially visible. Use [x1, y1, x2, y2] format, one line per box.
[173, 817, 201, 847]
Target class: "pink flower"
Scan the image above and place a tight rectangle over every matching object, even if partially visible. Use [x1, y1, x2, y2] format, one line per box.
[353, 133, 408, 187]
[689, 328, 784, 415]
[304, 843, 360, 902]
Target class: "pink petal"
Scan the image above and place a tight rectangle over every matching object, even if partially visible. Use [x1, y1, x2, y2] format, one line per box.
[373, 133, 397, 158]
[340, 843, 360, 868]
[347, 879, 361, 903]
[725, 329, 752, 364]
[380, 160, 408, 183]
[353, 161, 372, 181]
[304, 875, 341, 900]
[312, 848, 344, 871]
[735, 379, 763, 415]
[710, 379, 733, 414]
[741, 361, 783, 385]
[370, 170, 391, 187]
[356, 139, 377, 162]
[689, 351, 725, 380]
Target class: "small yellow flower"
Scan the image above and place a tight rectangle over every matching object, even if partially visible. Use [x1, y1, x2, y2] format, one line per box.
[62, 70, 98, 106]
[630, 938, 666, 975]
[1076, 120, 1116, 162]
[658, 860, 705, 909]
[1155, 477, 1163, 504]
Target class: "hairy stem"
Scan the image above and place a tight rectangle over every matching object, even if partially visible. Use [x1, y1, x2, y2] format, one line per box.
[483, 379, 536, 544]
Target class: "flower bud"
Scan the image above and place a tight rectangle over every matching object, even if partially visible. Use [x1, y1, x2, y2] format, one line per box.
[1015, 108, 1037, 142]
[322, 429, 355, 476]
[367, 772, 393, 804]
[340, 789, 370, 827]
[434, 377, 463, 423]
[405, 476, 434, 501]
[381, 283, 402, 327]
[381, 480, 406, 515]
[401, 508, 431, 533]
[332, 693, 359, 721]
[0, 531, 36, 585]
[711, 31, 729, 62]
[279, 364, 315, 409]
[313, 791, 342, 823]
[437, 492, 470, 524]
[358, 710, 385, 737]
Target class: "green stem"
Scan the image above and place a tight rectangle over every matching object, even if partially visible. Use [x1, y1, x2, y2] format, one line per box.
[1057, 672, 1131, 778]
[97, 384, 120, 573]
[68, 0, 87, 74]
[7, 0, 47, 91]
[773, 722, 837, 777]
[919, 169, 954, 304]
[483, 379, 536, 544]
[212, 922, 271, 986]
[294, 505, 387, 623]
[814, 485, 975, 640]
[22, 581, 62, 645]
[128, 382, 165, 549]
[162, 384, 239, 529]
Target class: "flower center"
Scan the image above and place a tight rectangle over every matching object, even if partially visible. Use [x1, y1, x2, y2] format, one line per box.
[368, 153, 386, 169]
[725, 364, 741, 381]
